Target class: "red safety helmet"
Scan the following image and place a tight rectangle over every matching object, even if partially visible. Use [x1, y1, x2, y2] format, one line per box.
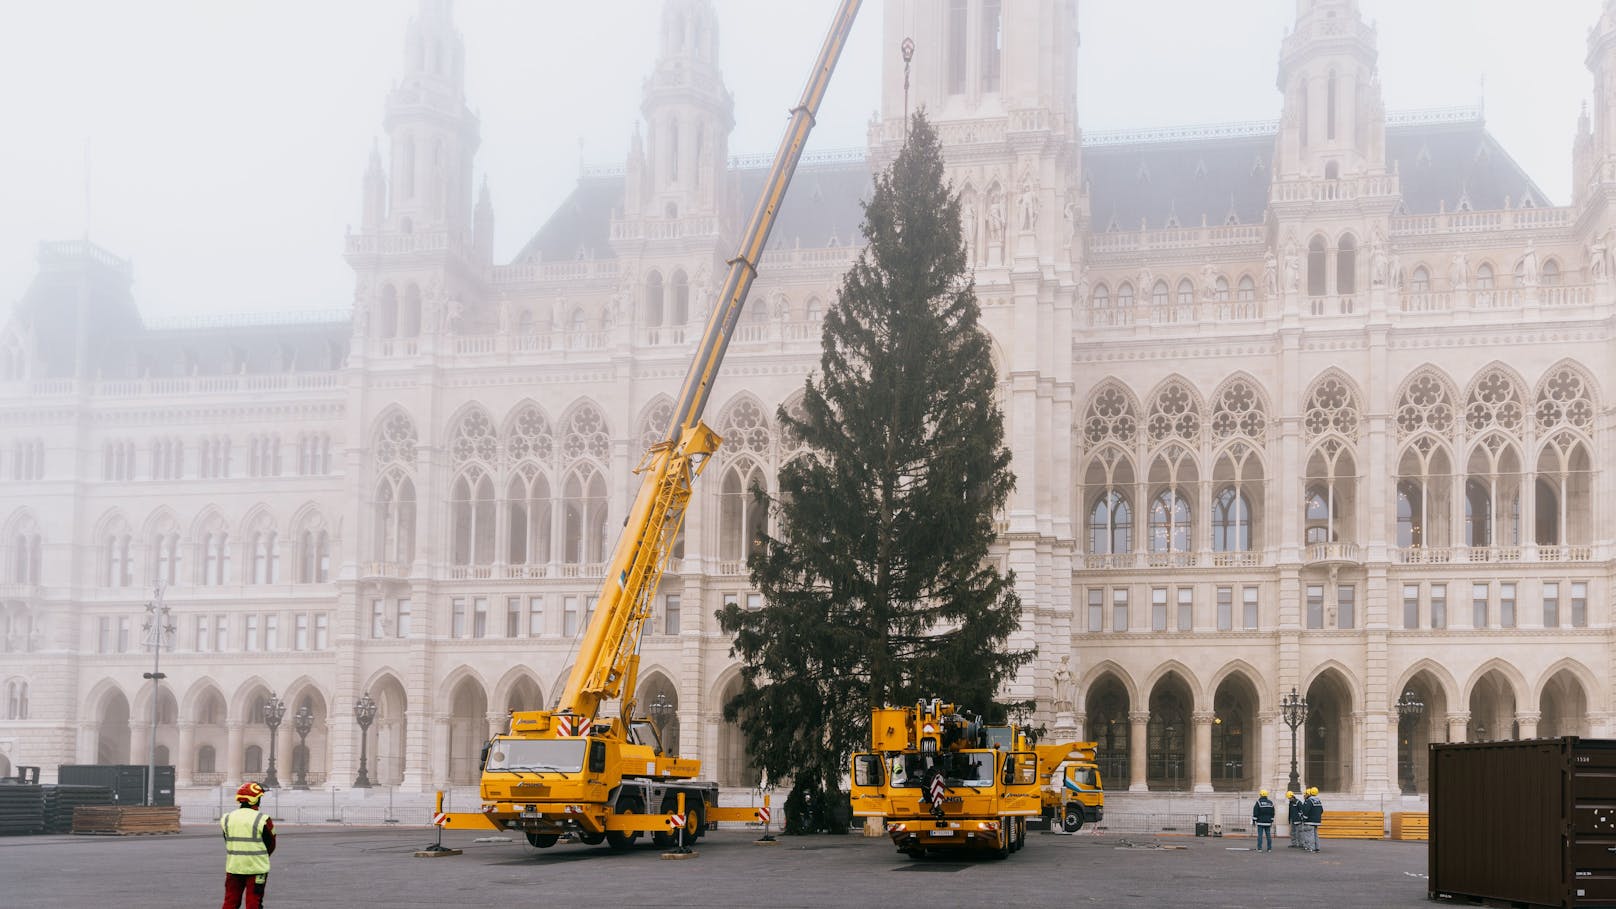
[236, 781, 265, 806]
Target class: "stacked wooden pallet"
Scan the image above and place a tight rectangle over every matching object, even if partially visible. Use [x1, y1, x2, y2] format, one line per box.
[1389, 811, 1428, 841]
[71, 805, 182, 835]
[1319, 810, 1384, 840]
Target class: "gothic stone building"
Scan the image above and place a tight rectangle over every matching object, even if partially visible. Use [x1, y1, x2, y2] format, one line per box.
[1, 0, 1613, 799]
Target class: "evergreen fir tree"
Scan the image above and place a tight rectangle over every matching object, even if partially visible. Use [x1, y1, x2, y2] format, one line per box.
[718, 112, 1032, 833]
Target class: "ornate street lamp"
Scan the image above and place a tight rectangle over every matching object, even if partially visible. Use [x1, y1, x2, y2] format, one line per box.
[1280, 686, 1309, 794]
[646, 691, 674, 754]
[353, 691, 378, 789]
[291, 705, 314, 791]
[262, 693, 287, 790]
[1395, 688, 1425, 795]
[140, 584, 175, 807]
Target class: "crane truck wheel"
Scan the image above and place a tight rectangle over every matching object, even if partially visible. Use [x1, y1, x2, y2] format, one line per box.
[1061, 809, 1083, 833]
[994, 818, 1012, 860]
[525, 832, 559, 849]
[579, 831, 607, 846]
[1012, 818, 1026, 851]
[607, 794, 645, 850]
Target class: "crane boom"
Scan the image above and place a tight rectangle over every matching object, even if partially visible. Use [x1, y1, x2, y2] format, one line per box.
[558, 0, 863, 721]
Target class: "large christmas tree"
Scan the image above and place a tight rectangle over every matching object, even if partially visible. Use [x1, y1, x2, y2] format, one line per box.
[718, 112, 1032, 833]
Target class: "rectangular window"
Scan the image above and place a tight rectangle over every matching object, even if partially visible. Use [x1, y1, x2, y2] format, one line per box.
[118, 617, 131, 653]
[1472, 583, 1489, 628]
[1242, 586, 1259, 630]
[264, 614, 278, 651]
[396, 598, 412, 639]
[1306, 585, 1325, 630]
[1402, 584, 1419, 630]
[1176, 587, 1193, 632]
[979, 0, 1002, 93]
[1500, 583, 1517, 628]
[1430, 584, 1446, 630]
[1543, 582, 1560, 628]
[746, 593, 762, 612]
[1216, 587, 1233, 632]
[452, 598, 467, 638]
[315, 613, 329, 650]
[528, 597, 543, 637]
[1087, 588, 1104, 632]
[563, 597, 579, 637]
[1337, 585, 1355, 630]
[371, 598, 385, 639]
[723, 593, 739, 620]
[294, 614, 309, 651]
[215, 615, 228, 652]
[665, 594, 681, 636]
[507, 597, 522, 638]
[946, 0, 968, 95]
[472, 597, 488, 639]
[195, 616, 209, 652]
[244, 615, 259, 652]
[1111, 588, 1129, 633]
[1572, 582, 1588, 628]
[1151, 588, 1168, 632]
[99, 617, 111, 654]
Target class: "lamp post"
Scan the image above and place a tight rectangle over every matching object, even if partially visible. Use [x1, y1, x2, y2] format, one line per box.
[262, 693, 286, 790]
[291, 705, 313, 791]
[1280, 686, 1309, 794]
[140, 584, 174, 807]
[353, 691, 377, 789]
[646, 691, 674, 754]
[1395, 688, 1425, 794]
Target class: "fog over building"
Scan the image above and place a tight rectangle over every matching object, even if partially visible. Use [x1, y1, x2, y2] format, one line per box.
[1, 0, 1612, 799]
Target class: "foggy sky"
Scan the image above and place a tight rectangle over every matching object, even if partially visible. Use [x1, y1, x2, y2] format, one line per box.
[0, 1, 1598, 322]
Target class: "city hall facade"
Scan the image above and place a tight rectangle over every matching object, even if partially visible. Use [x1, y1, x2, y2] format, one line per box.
[2, 0, 1613, 798]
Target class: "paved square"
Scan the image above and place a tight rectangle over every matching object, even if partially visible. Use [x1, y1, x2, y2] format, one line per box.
[0, 824, 1431, 908]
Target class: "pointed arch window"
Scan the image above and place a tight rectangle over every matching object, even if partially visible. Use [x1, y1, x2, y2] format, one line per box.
[562, 468, 608, 564]
[946, 0, 968, 95]
[1212, 487, 1250, 552]
[670, 270, 689, 324]
[1410, 266, 1430, 293]
[251, 529, 278, 584]
[645, 271, 664, 327]
[1337, 234, 1357, 295]
[1396, 480, 1422, 548]
[105, 532, 132, 587]
[299, 526, 330, 583]
[1304, 487, 1333, 545]
[1088, 491, 1132, 555]
[373, 472, 416, 566]
[198, 529, 230, 586]
[1148, 489, 1192, 553]
[1307, 236, 1328, 296]
[979, 0, 1002, 93]
[506, 469, 553, 566]
[450, 469, 496, 567]
[719, 462, 769, 563]
[152, 529, 181, 586]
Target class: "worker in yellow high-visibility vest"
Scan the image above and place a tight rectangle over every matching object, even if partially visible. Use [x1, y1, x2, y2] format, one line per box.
[220, 781, 277, 909]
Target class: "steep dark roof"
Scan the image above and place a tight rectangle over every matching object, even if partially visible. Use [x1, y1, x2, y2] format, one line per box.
[515, 174, 624, 263]
[1084, 117, 1550, 231]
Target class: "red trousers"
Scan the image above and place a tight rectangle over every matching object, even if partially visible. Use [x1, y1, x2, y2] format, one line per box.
[222, 872, 267, 908]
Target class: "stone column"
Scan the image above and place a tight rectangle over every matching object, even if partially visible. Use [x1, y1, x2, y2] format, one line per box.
[78, 722, 100, 763]
[486, 710, 507, 739]
[1192, 712, 1214, 793]
[429, 714, 450, 790]
[1128, 711, 1149, 791]
[1516, 711, 1541, 741]
[1445, 712, 1469, 744]
[176, 721, 195, 788]
[225, 721, 244, 777]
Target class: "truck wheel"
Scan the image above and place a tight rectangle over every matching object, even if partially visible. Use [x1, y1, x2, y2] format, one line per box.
[525, 832, 559, 848]
[994, 818, 1012, 860]
[579, 831, 606, 846]
[1062, 809, 1083, 833]
[607, 794, 644, 850]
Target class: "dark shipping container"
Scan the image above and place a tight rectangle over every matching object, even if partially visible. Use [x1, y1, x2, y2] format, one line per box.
[56, 765, 174, 807]
[1430, 737, 1616, 909]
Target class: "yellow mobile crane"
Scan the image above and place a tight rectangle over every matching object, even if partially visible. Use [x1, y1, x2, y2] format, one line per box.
[440, 0, 862, 850]
[851, 701, 1044, 859]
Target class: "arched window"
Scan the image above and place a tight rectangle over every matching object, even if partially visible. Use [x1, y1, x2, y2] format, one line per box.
[506, 470, 552, 566]
[1117, 282, 1135, 312]
[1396, 479, 1423, 548]
[1212, 487, 1250, 551]
[196, 744, 216, 774]
[719, 463, 769, 563]
[1092, 285, 1110, 314]
[1541, 259, 1561, 285]
[1088, 491, 1132, 555]
[1326, 71, 1337, 141]
[670, 270, 689, 324]
[1476, 263, 1494, 290]
[298, 520, 330, 584]
[1236, 276, 1256, 302]
[450, 469, 496, 566]
[1153, 281, 1171, 312]
[1148, 489, 1191, 553]
[645, 271, 664, 327]
[5, 680, 27, 720]
[1464, 478, 1494, 547]
[979, 0, 1002, 93]
[377, 285, 398, 339]
[373, 472, 417, 565]
[196, 517, 230, 586]
[1215, 276, 1230, 302]
[1337, 234, 1357, 295]
[1304, 487, 1332, 544]
[1324, 161, 1340, 180]
[562, 469, 608, 564]
[248, 519, 278, 585]
[946, 0, 968, 95]
[1307, 236, 1328, 296]
[1411, 266, 1430, 293]
[104, 531, 132, 587]
[244, 745, 263, 774]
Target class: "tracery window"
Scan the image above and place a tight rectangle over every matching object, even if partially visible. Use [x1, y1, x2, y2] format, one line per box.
[450, 467, 495, 566]
[719, 461, 769, 563]
[561, 468, 608, 564]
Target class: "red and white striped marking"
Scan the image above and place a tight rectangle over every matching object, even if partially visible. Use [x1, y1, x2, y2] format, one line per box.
[667, 813, 686, 829]
[555, 715, 587, 737]
[432, 812, 448, 826]
[755, 807, 771, 824]
[928, 774, 947, 803]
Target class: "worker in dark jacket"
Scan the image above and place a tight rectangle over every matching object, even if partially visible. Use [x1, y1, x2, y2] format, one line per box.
[1302, 787, 1325, 852]
[1251, 789, 1275, 852]
[1285, 790, 1302, 848]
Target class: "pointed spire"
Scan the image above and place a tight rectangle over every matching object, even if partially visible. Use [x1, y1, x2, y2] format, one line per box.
[473, 174, 494, 263]
[362, 138, 387, 231]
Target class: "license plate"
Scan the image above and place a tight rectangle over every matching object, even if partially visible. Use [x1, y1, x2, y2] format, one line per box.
[520, 811, 541, 819]
[929, 830, 955, 837]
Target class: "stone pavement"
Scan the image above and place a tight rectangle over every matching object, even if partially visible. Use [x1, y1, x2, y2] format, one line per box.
[0, 824, 1431, 908]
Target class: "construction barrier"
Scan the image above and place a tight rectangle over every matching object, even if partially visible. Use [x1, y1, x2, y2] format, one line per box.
[1389, 811, 1428, 841]
[1318, 810, 1384, 840]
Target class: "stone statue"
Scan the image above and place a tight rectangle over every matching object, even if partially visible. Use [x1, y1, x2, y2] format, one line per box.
[1449, 252, 1469, 291]
[986, 187, 1007, 246]
[497, 297, 512, 335]
[1518, 239, 1540, 287]
[1389, 252, 1404, 291]
[1284, 245, 1302, 293]
[1263, 250, 1278, 298]
[1017, 169, 1040, 232]
[1052, 656, 1076, 714]
[772, 291, 789, 321]
[422, 295, 442, 335]
[961, 195, 978, 253]
[1589, 233, 1610, 284]
[1201, 261, 1221, 301]
[692, 263, 712, 324]
[1076, 272, 1090, 307]
[443, 298, 464, 334]
[1062, 196, 1080, 247]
